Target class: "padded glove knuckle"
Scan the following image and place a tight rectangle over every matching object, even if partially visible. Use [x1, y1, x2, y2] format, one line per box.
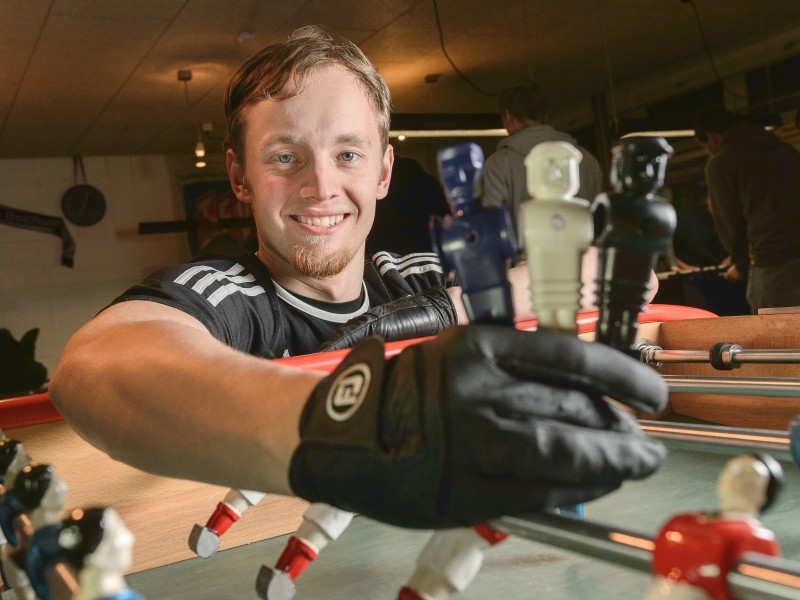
[316, 285, 457, 352]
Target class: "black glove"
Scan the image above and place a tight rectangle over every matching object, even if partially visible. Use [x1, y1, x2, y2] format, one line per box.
[315, 285, 457, 352]
[290, 325, 667, 529]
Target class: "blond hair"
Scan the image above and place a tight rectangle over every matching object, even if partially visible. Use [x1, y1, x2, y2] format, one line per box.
[224, 25, 391, 161]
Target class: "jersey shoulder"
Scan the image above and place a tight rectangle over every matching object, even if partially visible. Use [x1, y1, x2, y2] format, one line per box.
[111, 254, 284, 358]
[366, 251, 446, 301]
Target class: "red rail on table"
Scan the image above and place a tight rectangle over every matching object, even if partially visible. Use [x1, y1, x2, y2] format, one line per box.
[0, 304, 716, 430]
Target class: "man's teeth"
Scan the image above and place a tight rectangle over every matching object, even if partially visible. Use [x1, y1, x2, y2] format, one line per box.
[296, 215, 344, 227]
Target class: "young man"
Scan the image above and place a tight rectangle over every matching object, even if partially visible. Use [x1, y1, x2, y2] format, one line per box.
[50, 26, 666, 530]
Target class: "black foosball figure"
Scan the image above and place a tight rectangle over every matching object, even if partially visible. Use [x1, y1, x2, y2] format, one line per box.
[0, 440, 32, 595]
[56, 507, 144, 600]
[4, 464, 68, 600]
[593, 136, 676, 355]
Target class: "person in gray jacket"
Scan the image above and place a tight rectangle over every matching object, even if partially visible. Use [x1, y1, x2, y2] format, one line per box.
[481, 79, 603, 229]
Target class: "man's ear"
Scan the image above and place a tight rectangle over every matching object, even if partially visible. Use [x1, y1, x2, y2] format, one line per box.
[227, 149, 253, 204]
[501, 110, 512, 131]
[376, 144, 394, 201]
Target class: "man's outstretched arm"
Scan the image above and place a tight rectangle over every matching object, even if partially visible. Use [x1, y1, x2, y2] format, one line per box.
[50, 300, 322, 495]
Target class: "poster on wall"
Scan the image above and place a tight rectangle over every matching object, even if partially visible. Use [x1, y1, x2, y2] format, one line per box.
[183, 180, 256, 257]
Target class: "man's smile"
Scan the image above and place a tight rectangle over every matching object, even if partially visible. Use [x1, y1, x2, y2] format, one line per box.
[292, 214, 347, 228]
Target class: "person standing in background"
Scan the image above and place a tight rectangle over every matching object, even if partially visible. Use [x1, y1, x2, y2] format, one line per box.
[481, 79, 603, 229]
[366, 155, 450, 256]
[694, 106, 800, 313]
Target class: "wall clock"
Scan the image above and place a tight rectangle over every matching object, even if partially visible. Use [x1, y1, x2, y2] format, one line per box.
[61, 157, 106, 227]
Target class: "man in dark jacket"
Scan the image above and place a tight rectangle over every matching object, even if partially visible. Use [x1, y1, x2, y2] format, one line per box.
[694, 107, 800, 312]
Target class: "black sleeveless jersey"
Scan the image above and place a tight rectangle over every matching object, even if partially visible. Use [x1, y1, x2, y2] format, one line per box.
[110, 251, 447, 358]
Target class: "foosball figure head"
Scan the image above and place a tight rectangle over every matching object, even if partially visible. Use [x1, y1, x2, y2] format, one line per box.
[58, 507, 142, 600]
[15, 464, 69, 524]
[717, 453, 782, 515]
[646, 454, 782, 600]
[524, 140, 582, 201]
[0, 439, 31, 490]
[610, 136, 673, 197]
[436, 142, 484, 216]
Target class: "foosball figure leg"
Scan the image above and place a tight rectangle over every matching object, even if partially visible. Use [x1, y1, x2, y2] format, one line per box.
[189, 488, 267, 558]
[255, 503, 354, 600]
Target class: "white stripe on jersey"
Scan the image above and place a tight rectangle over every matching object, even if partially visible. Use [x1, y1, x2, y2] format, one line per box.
[372, 251, 443, 278]
[173, 263, 266, 307]
[273, 280, 370, 323]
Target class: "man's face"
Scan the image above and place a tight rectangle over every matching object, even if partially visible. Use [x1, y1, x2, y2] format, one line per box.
[228, 65, 393, 282]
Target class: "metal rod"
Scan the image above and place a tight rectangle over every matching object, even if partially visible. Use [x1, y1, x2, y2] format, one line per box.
[646, 349, 710, 363]
[492, 513, 652, 572]
[639, 420, 792, 462]
[648, 348, 800, 366]
[492, 513, 800, 600]
[730, 349, 800, 365]
[664, 375, 800, 397]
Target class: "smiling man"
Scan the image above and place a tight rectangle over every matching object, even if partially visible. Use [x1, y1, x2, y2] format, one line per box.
[50, 26, 666, 531]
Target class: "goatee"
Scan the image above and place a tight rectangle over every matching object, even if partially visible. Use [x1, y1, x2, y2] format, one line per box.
[290, 236, 354, 279]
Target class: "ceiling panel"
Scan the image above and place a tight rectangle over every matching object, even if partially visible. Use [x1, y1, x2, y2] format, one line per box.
[2, 0, 800, 159]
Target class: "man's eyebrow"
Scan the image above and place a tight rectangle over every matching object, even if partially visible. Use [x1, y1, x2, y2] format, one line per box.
[335, 132, 372, 147]
[262, 134, 303, 148]
[258, 134, 303, 160]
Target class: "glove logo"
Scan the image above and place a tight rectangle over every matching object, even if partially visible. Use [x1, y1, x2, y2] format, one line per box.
[325, 363, 371, 422]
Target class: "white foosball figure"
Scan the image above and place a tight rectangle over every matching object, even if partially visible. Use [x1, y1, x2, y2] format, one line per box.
[255, 503, 354, 600]
[398, 525, 507, 600]
[645, 454, 782, 600]
[189, 488, 267, 558]
[521, 140, 593, 520]
[520, 140, 593, 334]
[58, 507, 143, 600]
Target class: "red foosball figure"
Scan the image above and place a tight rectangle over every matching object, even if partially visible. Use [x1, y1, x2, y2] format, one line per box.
[645, 453, 783, 600]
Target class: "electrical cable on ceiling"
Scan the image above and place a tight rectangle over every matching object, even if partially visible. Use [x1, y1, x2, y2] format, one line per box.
[431, 0, 498, 96]
[685, 0, 747, 100]
[600, 22, 619, 136]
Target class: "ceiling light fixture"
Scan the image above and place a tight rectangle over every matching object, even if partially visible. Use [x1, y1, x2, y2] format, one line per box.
[389, 128, 507, 139]
[179, 69, 208, 168]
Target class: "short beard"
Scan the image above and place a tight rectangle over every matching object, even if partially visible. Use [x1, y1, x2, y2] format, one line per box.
[290, 236, 355, 279]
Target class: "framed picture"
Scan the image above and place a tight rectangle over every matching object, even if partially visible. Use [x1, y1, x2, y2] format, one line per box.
[183, 180, 255, 256]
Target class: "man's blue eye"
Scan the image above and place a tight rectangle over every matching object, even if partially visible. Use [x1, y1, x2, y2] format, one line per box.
[341, 152, 357, 162]
[276, 154, 293, 163]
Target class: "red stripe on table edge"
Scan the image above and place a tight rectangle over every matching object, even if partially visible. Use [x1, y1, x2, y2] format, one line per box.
[0, 304, 717, 430]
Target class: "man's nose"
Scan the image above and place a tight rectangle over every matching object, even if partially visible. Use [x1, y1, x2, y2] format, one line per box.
[301, 158, 341, 201]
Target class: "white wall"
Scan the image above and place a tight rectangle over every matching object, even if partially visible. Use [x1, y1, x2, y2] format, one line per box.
[0, 155, 203, 379]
